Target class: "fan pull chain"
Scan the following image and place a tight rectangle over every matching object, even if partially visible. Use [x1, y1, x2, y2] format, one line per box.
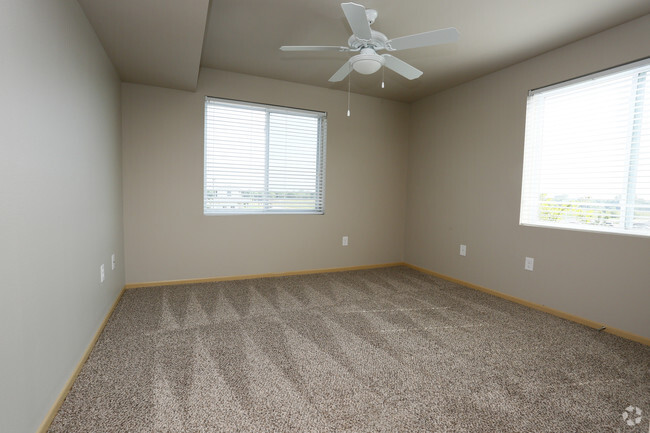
[382, 66, 385, 89]
[347, 64, 351, 117]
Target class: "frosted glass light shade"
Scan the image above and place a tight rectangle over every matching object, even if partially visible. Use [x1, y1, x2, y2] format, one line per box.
[353, 58, 382, 75]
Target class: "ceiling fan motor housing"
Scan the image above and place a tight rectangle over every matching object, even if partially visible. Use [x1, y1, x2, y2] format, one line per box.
[365, 8, 378, 25]
[348, 30, 388, 51]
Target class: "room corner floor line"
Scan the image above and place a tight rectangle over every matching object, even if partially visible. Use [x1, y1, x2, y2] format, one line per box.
[123, 262, 407, 289]
[36, 286, 127, 433]
[46, 266, 650, 432]
[404, 263, 650, 347]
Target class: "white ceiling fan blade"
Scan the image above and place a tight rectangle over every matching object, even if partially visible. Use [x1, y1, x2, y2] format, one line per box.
[387, 27, 459, 51]
[382, 55, 422, 80]
[328, 61, 352, 82]
[341, 2, 372, 40]
[280, 46, 351, 52]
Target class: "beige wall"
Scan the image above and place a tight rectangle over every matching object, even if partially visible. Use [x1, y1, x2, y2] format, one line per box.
[0, 1, 124, 431]
[122, 68, 409, 284]
[405, 15, 650, 339]
[2, 3, 647, 431]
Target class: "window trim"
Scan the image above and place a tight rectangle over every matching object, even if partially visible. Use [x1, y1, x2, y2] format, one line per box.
[203, 96, 327, 216]
[528, 57, 650, 95]
[519, 57, 650, 238]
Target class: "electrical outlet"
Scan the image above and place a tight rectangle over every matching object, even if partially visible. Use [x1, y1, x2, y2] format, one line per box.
[460, 244, 467, 256]
[100, 264, 105, 283]
[111, 253, 116, 270]
[342, 236, 349, 246]
[525, 257, 534, 271]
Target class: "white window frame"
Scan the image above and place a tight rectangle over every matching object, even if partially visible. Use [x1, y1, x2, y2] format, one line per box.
[204, 97, 327, 215]
[520, 57, 650, 237]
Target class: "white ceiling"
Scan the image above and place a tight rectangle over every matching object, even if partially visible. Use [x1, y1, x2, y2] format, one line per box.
[79, 0, 650, 102]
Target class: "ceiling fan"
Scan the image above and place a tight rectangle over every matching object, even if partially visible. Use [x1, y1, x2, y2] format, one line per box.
[280, 2, 459, 82]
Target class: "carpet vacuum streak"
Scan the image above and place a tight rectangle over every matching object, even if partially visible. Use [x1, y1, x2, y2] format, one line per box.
[48, 266, 650, 432]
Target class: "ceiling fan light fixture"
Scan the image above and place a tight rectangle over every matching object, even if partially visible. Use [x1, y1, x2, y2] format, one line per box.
[285, 3, 460, 84]
[351, 48, 385, 75]
[353, 58, 382, 74]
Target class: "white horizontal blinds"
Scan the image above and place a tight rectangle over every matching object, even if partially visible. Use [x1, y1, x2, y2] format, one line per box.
[520, 58, 650, 236]
[204, 97, 326, 214]
[268, 112, 325, 211]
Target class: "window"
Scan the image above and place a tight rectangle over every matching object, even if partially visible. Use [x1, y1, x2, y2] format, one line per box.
[204, 97, 326, 215]
[520, 58, 650, 237]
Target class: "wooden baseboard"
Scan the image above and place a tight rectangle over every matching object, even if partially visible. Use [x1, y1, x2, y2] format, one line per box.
[39, 261, 403, 431]
[405, 263, 650, 347]
[124, 262, 406, 289]
[36, 286, 126, 433]
[125, 261, 649, 346]
[34, 261, 649, 432]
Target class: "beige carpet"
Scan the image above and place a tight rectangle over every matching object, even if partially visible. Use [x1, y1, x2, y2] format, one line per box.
[48, 266, 650, 432]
